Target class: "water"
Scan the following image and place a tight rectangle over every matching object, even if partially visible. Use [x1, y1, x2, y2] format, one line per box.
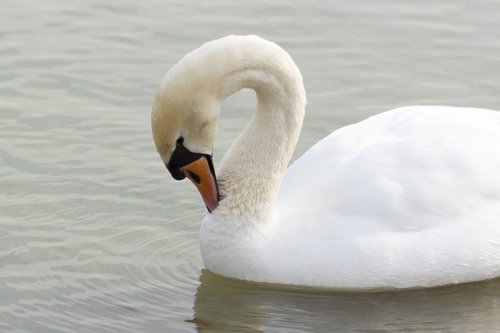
[1, 0, 500, 332]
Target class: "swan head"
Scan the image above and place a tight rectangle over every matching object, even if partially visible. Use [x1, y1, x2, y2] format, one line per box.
[151, 61, 220, 212]
[152, 35, 305, 213]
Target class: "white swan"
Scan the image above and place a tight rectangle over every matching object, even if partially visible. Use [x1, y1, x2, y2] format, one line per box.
[152, 35, 500, 289]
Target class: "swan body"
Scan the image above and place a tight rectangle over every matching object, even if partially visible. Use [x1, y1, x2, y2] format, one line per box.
[152, 35, 500, 289]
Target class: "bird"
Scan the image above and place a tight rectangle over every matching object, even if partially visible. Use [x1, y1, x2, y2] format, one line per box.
[151, 35, 500, 289]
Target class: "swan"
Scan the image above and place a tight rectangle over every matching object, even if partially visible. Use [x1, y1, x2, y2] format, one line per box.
[151, 35, 500, 289]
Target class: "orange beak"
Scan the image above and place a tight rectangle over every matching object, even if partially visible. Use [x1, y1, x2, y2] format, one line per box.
[180, 156, 219, 212]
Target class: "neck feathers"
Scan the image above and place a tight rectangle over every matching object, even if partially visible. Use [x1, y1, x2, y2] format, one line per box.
[190, 36, 307, 219]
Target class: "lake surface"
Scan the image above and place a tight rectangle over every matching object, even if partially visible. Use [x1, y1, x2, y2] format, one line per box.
[1, 0, 500, 332]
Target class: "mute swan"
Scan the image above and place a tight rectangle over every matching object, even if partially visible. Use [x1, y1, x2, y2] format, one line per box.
[152, 35, 500, 289]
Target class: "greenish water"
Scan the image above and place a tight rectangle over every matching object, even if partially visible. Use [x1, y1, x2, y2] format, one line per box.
[1, 0, 500, 332]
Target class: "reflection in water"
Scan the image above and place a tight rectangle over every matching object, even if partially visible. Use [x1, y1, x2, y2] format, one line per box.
[192, 270, 500, 332]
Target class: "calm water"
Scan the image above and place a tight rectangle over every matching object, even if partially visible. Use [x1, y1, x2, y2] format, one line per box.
[1, 0, 500, 332]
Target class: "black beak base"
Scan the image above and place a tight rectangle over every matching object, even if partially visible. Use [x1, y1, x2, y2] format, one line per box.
[165, 142, 219, 212]
[166, 144, 205, 180]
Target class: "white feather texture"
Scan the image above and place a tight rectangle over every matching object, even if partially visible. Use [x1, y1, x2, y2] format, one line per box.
[154, 35, 500, 289]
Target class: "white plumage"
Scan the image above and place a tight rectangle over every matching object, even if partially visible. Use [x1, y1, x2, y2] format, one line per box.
[153, 35, 500, 289]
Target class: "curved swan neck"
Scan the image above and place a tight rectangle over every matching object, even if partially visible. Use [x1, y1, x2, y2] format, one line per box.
[210, 36, 306, 219]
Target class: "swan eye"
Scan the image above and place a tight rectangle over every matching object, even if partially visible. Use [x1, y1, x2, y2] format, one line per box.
[176, 136, 184, 145]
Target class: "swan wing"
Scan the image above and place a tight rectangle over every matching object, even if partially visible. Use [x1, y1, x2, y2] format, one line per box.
[272, 106, 500, 287]
[278, 106, 500, 226]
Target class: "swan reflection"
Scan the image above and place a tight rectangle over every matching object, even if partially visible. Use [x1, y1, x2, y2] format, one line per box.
[191, 270, 500, 332]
